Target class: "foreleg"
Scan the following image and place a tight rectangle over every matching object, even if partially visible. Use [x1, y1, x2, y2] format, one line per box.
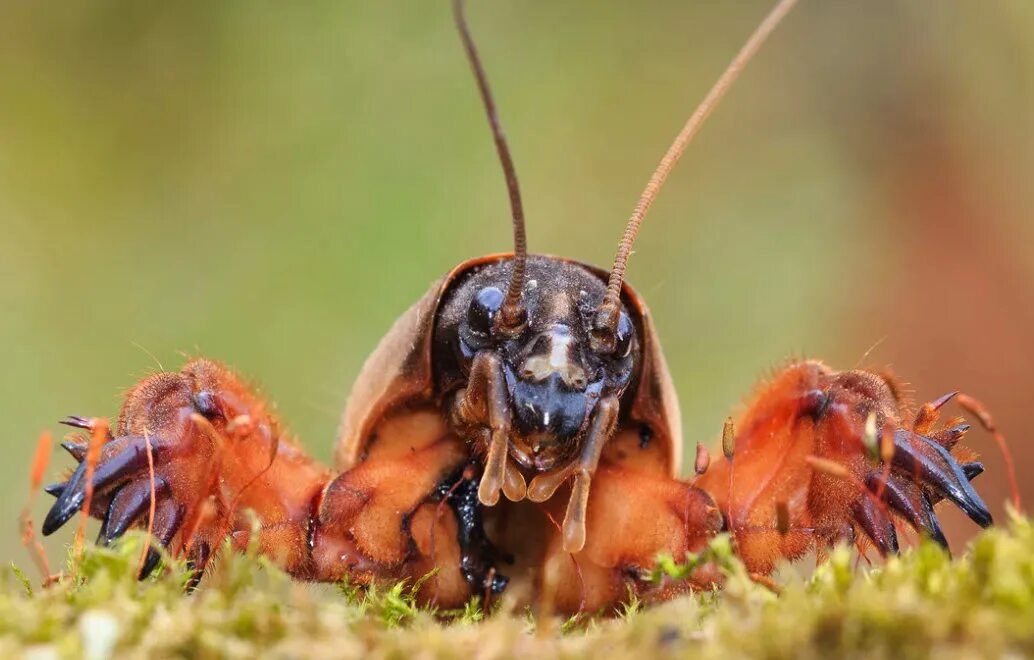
[43, 360, 485, 608]
[43, 359, 332, 578]
[695, 360, 993, 574]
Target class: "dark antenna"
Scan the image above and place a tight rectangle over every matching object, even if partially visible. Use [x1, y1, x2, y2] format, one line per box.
[594, 0, 799, 344]
[453, 0, 527, 331]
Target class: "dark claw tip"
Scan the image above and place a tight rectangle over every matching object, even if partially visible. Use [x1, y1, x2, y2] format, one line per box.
[958, 493, 993, 529]
[975, 508, 994, 528]
[927, 526, 949, 551]
[41, 466, 88, 536]
[921, 494, 950, 551]
[60, 441, 87, 462]
[41, 504, 76, 536]
[59, 416, 92, 430]
[892, 429, 993, 530]
[930, 391, 960, 411]
[926, 525, 947, 554]
[961, 462, 985, 481]
[185, 542, 211, 593]
[138, 548, 161, 580]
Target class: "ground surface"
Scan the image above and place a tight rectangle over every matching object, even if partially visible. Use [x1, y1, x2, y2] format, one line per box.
[3, 516, 1033, 659]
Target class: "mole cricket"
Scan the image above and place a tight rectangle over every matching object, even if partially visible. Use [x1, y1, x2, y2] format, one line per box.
[32, 0, 1018, 614]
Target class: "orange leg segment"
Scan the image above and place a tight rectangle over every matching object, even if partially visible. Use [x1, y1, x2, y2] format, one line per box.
[696, 360, 993, 574]
[41, 359, 477, 606]
[538, 463, 722, 614]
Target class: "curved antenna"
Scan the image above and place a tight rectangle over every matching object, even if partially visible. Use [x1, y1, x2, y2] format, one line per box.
[453, 0, 527, 331]
[594, 0, 799, 342]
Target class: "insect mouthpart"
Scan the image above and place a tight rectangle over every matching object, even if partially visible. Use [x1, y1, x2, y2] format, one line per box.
[504, 324, 602, 469]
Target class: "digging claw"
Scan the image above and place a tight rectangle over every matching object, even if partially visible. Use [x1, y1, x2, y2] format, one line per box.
[928, 391, 959, 411]
[59, 416, 93, 430]
[60, 441, 87, 462]
[135, 499, 186, 580]
[98, 478, 171, 546]
[856, 430, 988, 554]
[937, 424, 970, 450]
[185, 542, 211, 592]
[42, 460, 89, 535]
[917, 493, 948, 550]
[42, 437, 153, 536]
[891, 430, 992, 528]
[852, 497, 898, 556]
[960, 462, 985, 481]
[139, 548, 161, 580]
[873, 474, 949, 550]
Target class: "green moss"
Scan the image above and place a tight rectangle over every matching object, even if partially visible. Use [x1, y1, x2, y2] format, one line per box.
[3, 516, 1033, 659]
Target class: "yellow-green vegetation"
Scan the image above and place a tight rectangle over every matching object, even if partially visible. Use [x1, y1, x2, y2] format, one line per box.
[2, 515, 1033, 659]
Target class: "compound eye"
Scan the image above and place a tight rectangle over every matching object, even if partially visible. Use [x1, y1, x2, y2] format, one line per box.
[467, 286, 504, 338]
[614, 312, 634, 359]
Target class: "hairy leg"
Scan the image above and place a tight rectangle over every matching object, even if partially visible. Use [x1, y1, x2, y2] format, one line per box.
[44, 359, 330, 576]
[43, 359, 476, 604]
[695, 359, 992, 574]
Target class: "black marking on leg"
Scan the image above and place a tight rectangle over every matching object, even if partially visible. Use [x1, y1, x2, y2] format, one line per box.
[638, 424, 653, 450]
[192, 391, 220, 420]
[800, 389, 832, 421]
[305, 487, 324, 554]
[434, 465, 509, 596]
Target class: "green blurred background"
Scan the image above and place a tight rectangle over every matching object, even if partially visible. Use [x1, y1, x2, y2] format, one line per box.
[2, 1, 1032, 568]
